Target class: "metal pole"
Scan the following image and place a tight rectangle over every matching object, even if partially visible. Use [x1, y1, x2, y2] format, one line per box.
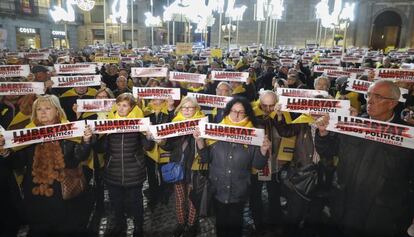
[64, 23, 70, 48]
[257, 21, 261, 45]
[218, 13, 222, 48]
[104, 0, 107, 44]
[167, 0, 170, 45]
[324, 27, 327, 47]
[131, 0, 134, 46]
[268, 18, 273, 48]
[343, 22, 348, 53]
[264, 16, 269, 49]
[318, 24, 323, 46]
[332, 26, 336, 48]
[236, 20, 239, 46]
[151, 0, 154, 47]
[228, 18, 232, 50]
[173, 21, 175, 45]
[188, 21, 191, 43]
[315, 18, 320, 44]
[273, 19, 278, 48]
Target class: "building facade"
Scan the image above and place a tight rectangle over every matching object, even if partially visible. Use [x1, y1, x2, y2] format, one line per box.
[0, 0, 81, 50]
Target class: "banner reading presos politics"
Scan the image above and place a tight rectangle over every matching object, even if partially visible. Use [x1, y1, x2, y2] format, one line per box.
[51, 75, 101, 88]
[199, 121, 265, 146]
[54, 64, 97, 74]
[187, 92, 233, 109]
[133, 87, 181, 100]
[148, 117, 208, 139]
[374, 68, 414, 81]
[23, 52, 49, 60]
[76, 99, 116, 112]
[327, 115, 414, 149]
[211, 71, 249, 82]
[87, 118, 150, 134]
[3, 121, 85, 148]
[131, 67, 168, 77]
[0, 65, 30, 77]
[169, 72, 206, 84]
[323, 69, 357, 79]
[276, 88, 329, 98]
[279, 96, 350, 116]
[0, 82, 45, 95]
[345, 78, 408, 103]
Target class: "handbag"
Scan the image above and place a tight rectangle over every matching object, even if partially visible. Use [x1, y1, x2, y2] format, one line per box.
[282, 163, 319, 201]
[61, 166, 87, 200]
[161, 140, 188, 183]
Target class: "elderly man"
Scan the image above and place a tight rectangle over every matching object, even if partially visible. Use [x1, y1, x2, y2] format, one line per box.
[211, 82, 233, 123]
[113, 76, 132, 97]
[250, 90, 294, 234]
[316, 80, 414, 237]
[314, 76, 330, 92]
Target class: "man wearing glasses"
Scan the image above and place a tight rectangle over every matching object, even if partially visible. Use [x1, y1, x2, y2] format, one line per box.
[315, 80, 414, 237]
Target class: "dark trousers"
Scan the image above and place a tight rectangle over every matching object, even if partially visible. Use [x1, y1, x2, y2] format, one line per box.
[250, 174, 283, 228]
[145, 157, 172, 204]
[106, 183, 144, 232]
[214, 199, 245, 237]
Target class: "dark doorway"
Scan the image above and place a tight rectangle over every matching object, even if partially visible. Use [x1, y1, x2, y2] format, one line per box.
[371, 11, 402, 50]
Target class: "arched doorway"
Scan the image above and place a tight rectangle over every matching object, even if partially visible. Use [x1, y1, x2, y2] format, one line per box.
[371, 11, 402, 50]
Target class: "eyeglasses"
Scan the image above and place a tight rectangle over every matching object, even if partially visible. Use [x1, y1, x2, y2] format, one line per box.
[364, 92, 397, 101]
[260, 103, 276, 108]
[181, 106, 196, 111]
[230, 109, 246, 117]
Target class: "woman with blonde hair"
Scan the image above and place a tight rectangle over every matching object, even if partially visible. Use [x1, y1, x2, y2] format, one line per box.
[0, 94, 93, 236]
[160, 96, 206, 237]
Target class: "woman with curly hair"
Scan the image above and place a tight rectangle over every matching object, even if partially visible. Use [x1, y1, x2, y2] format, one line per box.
[0, 95, 93, 237]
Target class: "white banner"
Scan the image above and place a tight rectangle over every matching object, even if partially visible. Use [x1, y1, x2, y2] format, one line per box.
[211, 71, 249, 82]
[51, 75, 101, 88]
[312, 65, 342, 73]
[87, 118, 150, 134]
[276, 88, 329, 98]
[199, 121, 264, 146]
[0, 65, 30, 77]
[133, 87, 181, 100]
[192, 59, 209, 66]
[318, 58, 341, 65]
[54, 64, 97, 74]
[345, 78, 408, 103]
[3, 121, 85, 148]
[342, 67, 367, 76]
[169, 72, 206, 84]
[76, 99, 116, 112]
[0, 82, 44, 95]
[187, 92, 233, 109]
[327, 115, 414, 149]
[148, 117, 208, 139]
[341, 55, 364, 64]
[23, 52, 49, 60]
[323, 69, 357, 79]
[374, 68, 414, 81]
[279, 96, 350, 116]
[131, 67, 168, 77]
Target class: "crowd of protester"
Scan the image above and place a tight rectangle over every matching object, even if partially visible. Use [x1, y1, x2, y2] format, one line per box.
[0, 44, 413, 237]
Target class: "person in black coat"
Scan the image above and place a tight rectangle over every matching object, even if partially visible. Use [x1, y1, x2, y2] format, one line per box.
[315, 80, 414, 237]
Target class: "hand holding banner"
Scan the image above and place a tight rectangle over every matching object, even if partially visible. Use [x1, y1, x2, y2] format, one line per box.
[54, 64, 97, 74]
[211, 71, 249, 82]
[187, 92, 233, 109]
[3, 121, 85, 148]
[276, 88, 329, 98]
[87, 118, 150, 134]
[199, 121, 265, 146]
[148, 117, 208, 139]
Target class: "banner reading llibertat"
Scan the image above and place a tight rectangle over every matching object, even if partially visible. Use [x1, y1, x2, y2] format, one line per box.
[3, 121, 85, 148]
[374, 68, 414, 82]
[148, 117, 208, 139]
[276, 88, 329, 98]
[51, 75, 101, 88]
[169, 72, 206, 84]
[279, 96, 350, 116]
[0, 65, 30, 77]
[0, 82, 44, 95]
[187, 92, 233, 109]
[199, 121, 265, 146]
[211, 71, 249, 82]
[133, 87, 181, 100]
[87, 118, 150, 134]
[131, 67, 168, 77]
[312, 65, 342, 73]
[76, 99, 116, 112]
[345, 78, 408, 103]
[327, 115, 414, 149]
[54, 64, 97, 74]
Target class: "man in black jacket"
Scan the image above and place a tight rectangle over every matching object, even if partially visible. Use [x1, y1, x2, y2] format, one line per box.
[315, 80, 414, 237]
